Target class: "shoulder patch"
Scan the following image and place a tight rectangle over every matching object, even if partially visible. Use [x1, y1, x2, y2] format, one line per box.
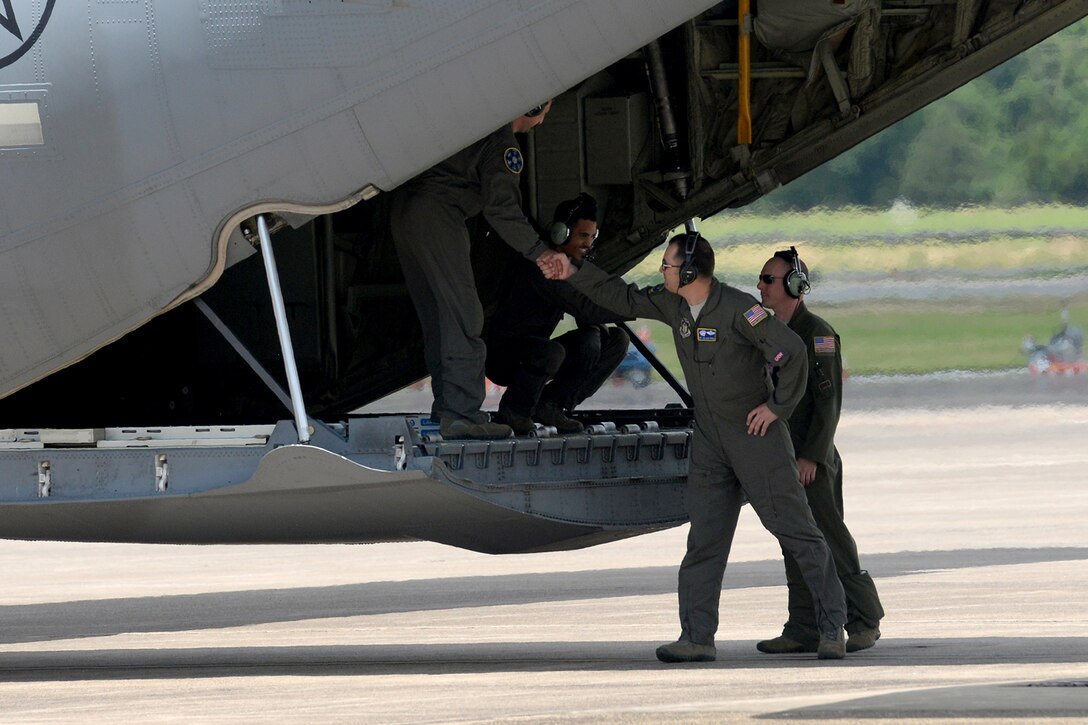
[743, 304, 768, 327]
[503, 147, 524, 174]
[813, 336, 837, 354]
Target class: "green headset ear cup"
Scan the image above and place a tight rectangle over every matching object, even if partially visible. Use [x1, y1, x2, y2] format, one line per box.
[549, 221, 570, 246]
[550, 193, 597, 247]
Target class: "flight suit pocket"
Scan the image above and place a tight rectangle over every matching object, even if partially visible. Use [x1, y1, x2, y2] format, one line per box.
[812, 360, 834, 400]
[745, 462, 795, 524]
[765, 461, 807, 525]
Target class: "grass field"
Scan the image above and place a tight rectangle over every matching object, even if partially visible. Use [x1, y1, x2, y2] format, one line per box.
[626, 295, 1088, 379]
[824, 296, 1088, 374]
[611, 206, 1088, 378]
[627, 235, 1088, 286]
[700, 203, 1088, 240]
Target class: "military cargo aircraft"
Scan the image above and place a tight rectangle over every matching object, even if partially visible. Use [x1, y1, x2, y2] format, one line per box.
[2, 0, 1085, 553]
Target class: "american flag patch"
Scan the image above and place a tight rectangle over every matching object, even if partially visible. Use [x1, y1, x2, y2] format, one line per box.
[743, 305, 768, 326]
[814, 336, 837, 354]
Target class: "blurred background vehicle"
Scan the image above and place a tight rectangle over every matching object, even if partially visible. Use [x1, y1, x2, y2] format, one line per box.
[615, 344, 655, 388]
[613, 325, 655, 388]
[1022, 307, 1086, 374]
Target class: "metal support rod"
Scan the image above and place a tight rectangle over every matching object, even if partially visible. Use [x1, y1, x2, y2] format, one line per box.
[817, 38, 855, 117]
[255, 214, 311, 443]
[318, 215, 339, 379]
[194, 298, 295, 414]
[738, 0, 753, 145]
[617, 321, 694, 409]
[644, 40, 681, 153]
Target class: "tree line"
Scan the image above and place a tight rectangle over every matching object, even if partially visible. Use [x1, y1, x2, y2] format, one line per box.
[755, 20, 1088, 211]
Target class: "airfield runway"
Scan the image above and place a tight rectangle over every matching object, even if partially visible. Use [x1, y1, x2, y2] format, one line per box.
[2, 395, 1087, 722]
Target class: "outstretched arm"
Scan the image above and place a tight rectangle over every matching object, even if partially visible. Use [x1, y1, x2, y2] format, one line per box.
[548, 260, 675, 324]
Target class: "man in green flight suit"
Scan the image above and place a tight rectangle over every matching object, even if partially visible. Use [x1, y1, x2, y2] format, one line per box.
[756, 248, 884, 654]
[545, 233, 848, 662]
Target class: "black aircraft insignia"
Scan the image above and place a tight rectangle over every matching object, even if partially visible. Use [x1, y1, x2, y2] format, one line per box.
[1, 0, 55, 70]
[0, 0, 21, 42]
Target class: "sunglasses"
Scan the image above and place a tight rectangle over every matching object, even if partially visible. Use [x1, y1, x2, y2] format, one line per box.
[660, 262, 683, 272]
[758, 274, 780, 284]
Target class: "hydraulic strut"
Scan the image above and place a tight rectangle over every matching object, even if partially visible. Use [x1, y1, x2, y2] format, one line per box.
[643, 39, 690, 201]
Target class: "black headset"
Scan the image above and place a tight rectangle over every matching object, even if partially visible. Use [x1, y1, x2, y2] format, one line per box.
[784, 245, 811, 299]
[548, 193, 599, 246]
[678, 233, 700, 287]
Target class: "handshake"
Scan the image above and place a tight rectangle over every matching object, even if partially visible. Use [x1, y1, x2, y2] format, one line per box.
[536, 249, 576, 281]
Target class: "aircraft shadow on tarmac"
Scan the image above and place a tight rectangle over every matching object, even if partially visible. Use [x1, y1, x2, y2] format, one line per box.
[763, 680, 1088, 720]
[2, 546, 1085, 652]
[1, 637, 1087, 683]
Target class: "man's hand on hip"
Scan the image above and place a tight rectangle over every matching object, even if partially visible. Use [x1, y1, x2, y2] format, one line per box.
[745, 403, 779, 437]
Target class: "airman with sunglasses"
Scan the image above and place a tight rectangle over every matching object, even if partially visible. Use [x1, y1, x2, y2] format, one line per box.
[757, 250, 884, 656]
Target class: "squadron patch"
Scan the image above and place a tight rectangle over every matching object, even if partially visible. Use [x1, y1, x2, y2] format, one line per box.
[678, 319, 692, 339]
[813, 336, 837, 354]
[696, 327, 717, 342]
[503, 147, 524, 174]
[743, 304, 768, 327]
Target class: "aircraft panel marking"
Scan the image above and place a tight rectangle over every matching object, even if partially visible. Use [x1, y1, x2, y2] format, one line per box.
[1, 0, 22, 42]
[0, 0, 55, 70]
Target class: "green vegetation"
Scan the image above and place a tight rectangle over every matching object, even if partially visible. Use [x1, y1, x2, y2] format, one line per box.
[612, 19, 1088, 379]
[629, 232, 1088, 286]
[700, 205, 1088, 242]
[626, 205, 1088, 287]
[630, 297, 1087, 380]
[831, 297, 1088, 375]
[751, 20, 1088, 210]
[616, 205, 1088, 378]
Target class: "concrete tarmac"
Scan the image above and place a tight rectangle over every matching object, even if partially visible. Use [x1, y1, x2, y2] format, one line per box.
[356, 367, 1088, 414]
[2, 403, 1087, 722]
